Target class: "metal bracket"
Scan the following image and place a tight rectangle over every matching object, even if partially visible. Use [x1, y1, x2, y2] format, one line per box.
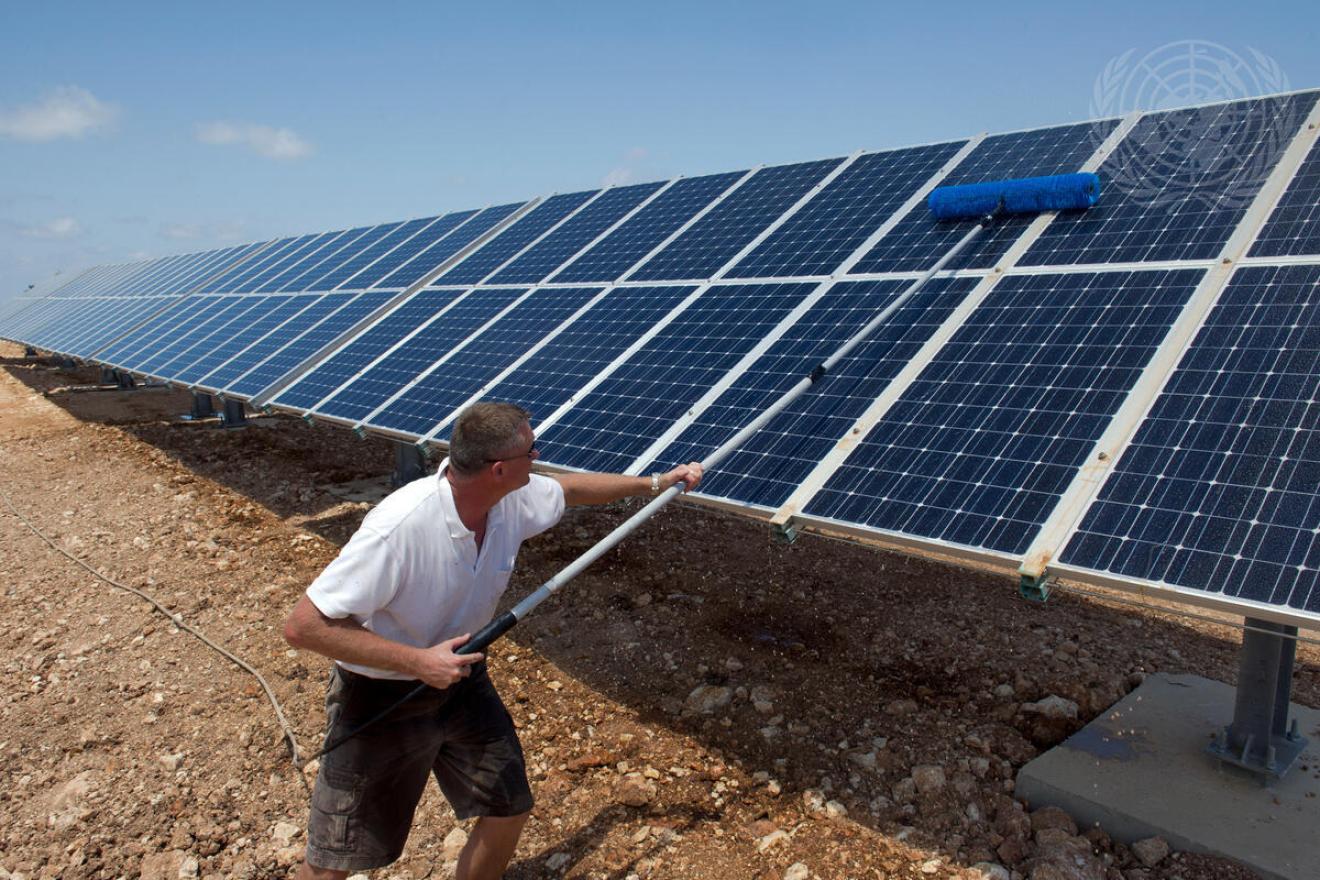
[771, 517, 799, 545]
[219, 398, 248, 428]
[1018, 572, 1052, 603]
[391, 441, 427, 488]
[180, 392, 216, 421]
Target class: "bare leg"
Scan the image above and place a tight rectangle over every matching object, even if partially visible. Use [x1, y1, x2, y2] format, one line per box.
[293, 858, 348, 880]
[456, 812, 529, 880]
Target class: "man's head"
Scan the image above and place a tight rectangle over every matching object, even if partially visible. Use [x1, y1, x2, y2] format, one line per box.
[448, 402, 538, 483]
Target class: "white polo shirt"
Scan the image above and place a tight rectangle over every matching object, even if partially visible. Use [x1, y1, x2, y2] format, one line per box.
[306, 464, 565, 680]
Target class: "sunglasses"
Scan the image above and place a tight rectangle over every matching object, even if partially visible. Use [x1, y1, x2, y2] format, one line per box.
[485, 443, 538, 464]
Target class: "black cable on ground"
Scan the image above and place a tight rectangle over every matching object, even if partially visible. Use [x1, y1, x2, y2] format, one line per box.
[0, 488, 310, 795]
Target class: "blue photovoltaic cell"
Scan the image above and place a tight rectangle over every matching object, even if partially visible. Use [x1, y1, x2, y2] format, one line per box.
[646, 277, 979, 507]
[59, 297, 178, 358]
[487, 185, 664, 285]
[260, 229, 358, 292]
[1023, 93, 1314, 266]
[433, 192, 598, 286]
[195, 293, 333, 391]
[277, 226, 377, 292]
[351, 210, 476, 289]
[552, 173, 743, 284]
[367, 286, 603, 437]
[212, 235, 313, 293]
[271, 289, 465, 411]
[227, 291, 394, 399]
[233, 233, 343, 293]
[147, 245, 247, 296]
[306, 221, 413, 291]
[29, 298, 121, 352]
[1250, 131, 1320, 257]
[147, 296, 277, 378]
[535, 283, 814, 473]
[101, 295, 229, 370]
[315, 287, 528, 423]
[371, 202, 524, 290]
[455, 285, 697, 438]
[630, 159, 845, 282]
[804, 268, 1205, 554]
[175, 294, 309, 385]
[850, 122, 1114, 275]
[1062, 264, 1320, 613]
[727, 143, 967, 279]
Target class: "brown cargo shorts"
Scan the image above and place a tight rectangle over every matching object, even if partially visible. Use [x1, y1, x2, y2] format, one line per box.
[304, 663, 533, 872]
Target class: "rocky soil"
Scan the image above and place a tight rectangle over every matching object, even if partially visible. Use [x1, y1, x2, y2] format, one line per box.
[1, 342, 1316, 880]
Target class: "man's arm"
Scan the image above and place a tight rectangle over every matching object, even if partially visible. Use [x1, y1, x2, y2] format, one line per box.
[283, 595, 481, 688]
[552, 462, 703, 507]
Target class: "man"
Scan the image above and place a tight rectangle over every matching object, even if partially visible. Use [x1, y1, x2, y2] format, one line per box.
[284, 402, 702, 880]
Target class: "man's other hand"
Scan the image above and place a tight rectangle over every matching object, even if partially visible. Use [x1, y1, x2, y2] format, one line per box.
[412, 634, 484, 688]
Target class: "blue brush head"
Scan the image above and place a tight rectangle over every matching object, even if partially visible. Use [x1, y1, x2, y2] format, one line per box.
[927, 172, 1102, 221]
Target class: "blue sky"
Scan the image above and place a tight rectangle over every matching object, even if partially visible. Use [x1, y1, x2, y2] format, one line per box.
[2, 0, 1316, 296]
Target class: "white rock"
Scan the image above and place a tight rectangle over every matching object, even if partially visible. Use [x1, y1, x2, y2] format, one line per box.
[443, 826, 468, 860]
[784, 863, 810, 880]
[920, 859, 941, 875]
[848, 751, 877, 771]
[159, 753, 185, 772]
[756, 829, 790, 852]
[1021, 695, 1079, 721]
[969, 863, 1010, 880]
[546, 852, 572, 871]
[683, 684, 732, 715]
[824, 800, 848, 819]
[271, 822, 300, 846]
[177, 856, 199, 879]
[1132, 835, 1170, 867]
[801, 789, 827, 814]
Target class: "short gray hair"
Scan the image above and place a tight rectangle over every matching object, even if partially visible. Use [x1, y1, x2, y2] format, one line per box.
[448, 402, 532, 475]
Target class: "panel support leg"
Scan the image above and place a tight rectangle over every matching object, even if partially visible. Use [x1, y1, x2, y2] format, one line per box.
[1206, 617, 1308, 780]
[220, 398, 248, 428]
[182, 393, 215, 421]
[24, 346, 38, 357]
[392, 442, 427, 488]
[100, 367, 117, 385]
[115, 371, 136, 389]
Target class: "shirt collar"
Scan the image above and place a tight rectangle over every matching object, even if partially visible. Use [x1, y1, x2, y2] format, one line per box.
[436, 458, 504, 539]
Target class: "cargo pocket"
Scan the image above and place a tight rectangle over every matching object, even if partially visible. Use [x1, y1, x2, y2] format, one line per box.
[309, 765, 365, 853]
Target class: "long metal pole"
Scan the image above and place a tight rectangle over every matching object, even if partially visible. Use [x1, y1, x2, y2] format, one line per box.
[309, 213, 997, 762]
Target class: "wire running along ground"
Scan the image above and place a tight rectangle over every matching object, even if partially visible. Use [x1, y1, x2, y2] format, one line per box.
[0, 486, 311, 795]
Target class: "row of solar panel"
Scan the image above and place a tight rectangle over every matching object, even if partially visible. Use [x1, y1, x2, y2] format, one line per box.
[1, 90, 1317, 625]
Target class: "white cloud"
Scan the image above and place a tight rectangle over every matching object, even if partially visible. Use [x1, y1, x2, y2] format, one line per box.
[195, 120, 313, 160]
[600, 147, 650, 188]
[159, 220, 246, 241]
[0, 86, 117, 142]
[19, 217, 83, 239]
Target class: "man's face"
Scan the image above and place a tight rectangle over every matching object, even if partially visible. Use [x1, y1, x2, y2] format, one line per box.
[491, 422, 538, 489]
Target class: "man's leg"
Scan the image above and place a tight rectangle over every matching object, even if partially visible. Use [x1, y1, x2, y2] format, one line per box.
[294, 861, 347, 880]
[455, 811, 529, 880]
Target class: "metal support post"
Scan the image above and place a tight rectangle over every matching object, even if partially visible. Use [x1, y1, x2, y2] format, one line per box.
[181, 393, 215, 421]
[24, 346, 38, 357]
[220, 398, 248, 427]
[100, 367, 117, 385]
[392, 442, 427, 487]
[1206, 617, 1308, 780]
[115, 371, 136, 389]
[58, 357, 77, 370]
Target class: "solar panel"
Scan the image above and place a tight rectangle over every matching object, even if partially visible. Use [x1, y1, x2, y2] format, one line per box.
[646, 277, 979, 507]
[535, 282, 816, 472]
[174, 294, 309, 385]
[550, 173, 744, 284]
[306, 220, 414, 291]
[145, 295, 282, 379]
[312, 287, 530, 423]
[629, 159, 845, 281]
[1249, 135, 1320, 257]
[1022, 94, 1314, 266]
[54, 296, 178, 358]
[441, 284, 698, 439]
[486, 185, 664, 285]
[1060, 264, 1319, 614]
[227, 290, 396, 400]
[370, 202, 525, 290]
[205, 235, 312, 293]
[726, 143, 968, 279]
[803, 268, 1206, 555]
[276, 226, 380, 292]
[98, 295, 229, 370]
[268, 288, 466, 411]
[347, 210, 477, 289]
[192, 293, 339, 393]
[432, 192, 599, 287]
[364, 286, 604, 437]
[849, 122, 1115, 275]
[259, 229, 362, 292]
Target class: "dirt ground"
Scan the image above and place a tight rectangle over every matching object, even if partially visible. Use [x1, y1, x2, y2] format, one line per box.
[1, 341, 1316, 880]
